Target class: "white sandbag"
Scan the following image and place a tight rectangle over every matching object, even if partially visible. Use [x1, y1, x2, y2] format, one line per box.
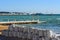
[8, 31, 13, 37]
[19, 27, 24, 32]
[19, 32, 23, 38]
[32, 38, 37, 40]
[17, 32, 20, 37]
[32, 29, 39, 35]
[38, 30, 43, 36]
[9, 25, 14, 31]
[27, 33, 32, 39]
[44, 37, 50, 40]
[12, 31, 17, 37]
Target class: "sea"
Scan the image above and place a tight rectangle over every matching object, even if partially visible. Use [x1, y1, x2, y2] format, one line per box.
[0, 15, 60, 33]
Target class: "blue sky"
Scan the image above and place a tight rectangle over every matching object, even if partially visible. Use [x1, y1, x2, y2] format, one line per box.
[0, 0, 60, 14]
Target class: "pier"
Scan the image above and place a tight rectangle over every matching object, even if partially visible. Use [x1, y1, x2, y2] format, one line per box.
[0, 20, 45, 25]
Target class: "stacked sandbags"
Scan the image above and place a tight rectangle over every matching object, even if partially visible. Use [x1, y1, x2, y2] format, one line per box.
[2, 24, 58, 40]
[25, 27, 32, 39]
[37, 30, 50, 40]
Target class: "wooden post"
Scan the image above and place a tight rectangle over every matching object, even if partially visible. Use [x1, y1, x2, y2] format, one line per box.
[8, 19, 9, 22]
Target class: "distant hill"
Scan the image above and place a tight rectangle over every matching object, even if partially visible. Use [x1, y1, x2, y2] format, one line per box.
[0, 11, 10, 13]
[31, 13, 43, 15]
[31, 13, 60, 16]
[0, 11, 60, 16]
[0, 11, 30, 15]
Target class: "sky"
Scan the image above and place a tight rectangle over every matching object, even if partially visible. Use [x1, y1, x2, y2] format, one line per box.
[0, 0, 60, 14]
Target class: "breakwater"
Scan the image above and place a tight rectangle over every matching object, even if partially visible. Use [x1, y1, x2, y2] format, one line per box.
[1, 24, 59, 40]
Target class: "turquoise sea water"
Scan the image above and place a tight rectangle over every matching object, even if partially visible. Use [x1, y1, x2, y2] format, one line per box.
[0, 15, 60, 33]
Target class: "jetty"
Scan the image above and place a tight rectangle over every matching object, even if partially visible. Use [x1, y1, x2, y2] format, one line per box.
[0, 20, 45, 25]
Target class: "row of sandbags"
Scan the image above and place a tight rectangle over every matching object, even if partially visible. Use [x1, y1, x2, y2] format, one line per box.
[2, 24, 58, 40]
